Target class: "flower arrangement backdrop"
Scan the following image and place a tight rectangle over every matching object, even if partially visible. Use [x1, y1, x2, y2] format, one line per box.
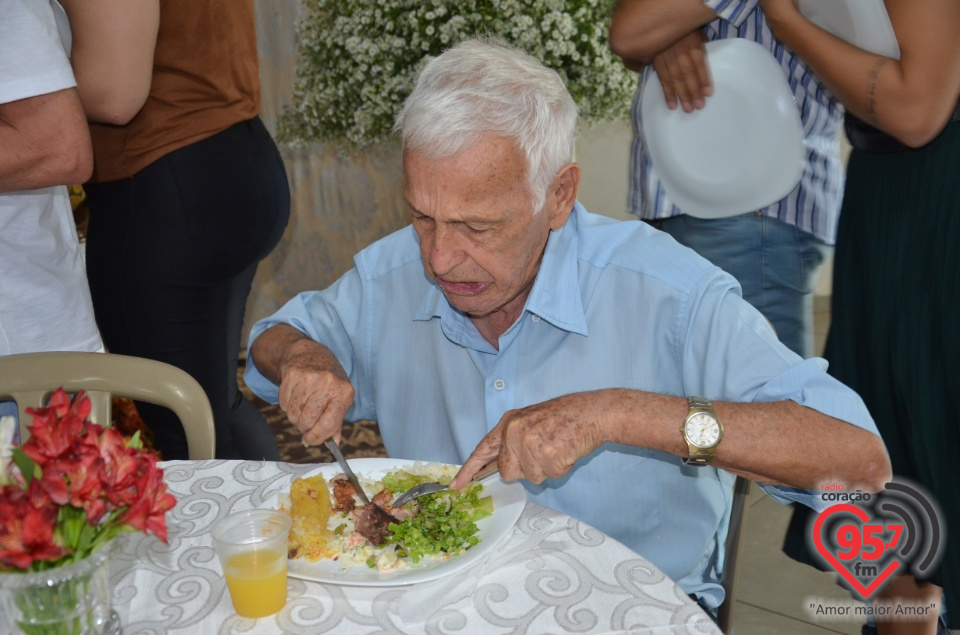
[278, 0, 635, 150]
[243, 1, 635, 342]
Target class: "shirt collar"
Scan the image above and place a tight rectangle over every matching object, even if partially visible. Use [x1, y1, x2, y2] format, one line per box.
[523, 203, 588, 336]
[414, 202, 589, 340]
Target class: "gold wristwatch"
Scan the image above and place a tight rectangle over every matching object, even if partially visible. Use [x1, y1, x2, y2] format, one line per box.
[681, 397, 723, 466]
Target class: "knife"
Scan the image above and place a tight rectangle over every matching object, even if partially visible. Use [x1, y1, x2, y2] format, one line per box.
[324, 438, 371, 505]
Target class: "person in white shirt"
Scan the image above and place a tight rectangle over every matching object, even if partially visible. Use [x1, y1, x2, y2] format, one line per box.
[0, 0, 104, 423]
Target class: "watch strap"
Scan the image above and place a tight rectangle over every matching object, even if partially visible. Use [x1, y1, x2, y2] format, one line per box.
[687, 396, 713, 412]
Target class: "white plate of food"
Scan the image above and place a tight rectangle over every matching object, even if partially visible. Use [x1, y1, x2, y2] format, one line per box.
[798, 0, 900, 59]
[640, 38, 805, 218]
[261, 458, 527, 586]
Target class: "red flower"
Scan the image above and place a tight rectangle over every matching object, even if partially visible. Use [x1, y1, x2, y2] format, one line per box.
[23, 390, 91, 462]
[36, 448, 102, 501]
[117, 465, 176, 543]
[96, 427, 144, 508]
[0, 482, 68, 570]
[1, 389, 176, 572]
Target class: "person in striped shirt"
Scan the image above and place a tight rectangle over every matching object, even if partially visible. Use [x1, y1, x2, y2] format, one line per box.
[609, 0, 842, 360]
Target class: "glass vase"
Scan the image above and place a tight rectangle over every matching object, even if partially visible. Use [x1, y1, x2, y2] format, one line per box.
[0, 541, 121, 635]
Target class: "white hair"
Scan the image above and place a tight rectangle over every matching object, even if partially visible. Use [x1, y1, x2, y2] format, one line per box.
[394, 37, 579, 214]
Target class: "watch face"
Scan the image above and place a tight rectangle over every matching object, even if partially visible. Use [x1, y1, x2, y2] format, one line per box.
[685, 413, 721, 449]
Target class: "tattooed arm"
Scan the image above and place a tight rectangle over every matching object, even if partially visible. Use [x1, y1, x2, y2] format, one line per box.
[760, 0, 960, 147]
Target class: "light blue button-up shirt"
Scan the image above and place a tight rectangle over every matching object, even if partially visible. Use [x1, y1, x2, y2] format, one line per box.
[246, 203, 879, 607]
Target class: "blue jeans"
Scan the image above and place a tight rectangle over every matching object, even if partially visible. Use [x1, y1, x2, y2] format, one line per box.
[654, 213, 831, 358]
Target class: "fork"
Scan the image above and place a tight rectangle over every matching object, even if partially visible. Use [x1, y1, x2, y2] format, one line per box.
[392, 461, 500, 507]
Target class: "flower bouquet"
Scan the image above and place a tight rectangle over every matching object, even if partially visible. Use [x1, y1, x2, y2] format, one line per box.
[278, 0, 636, 151]
[0, 389, 176, 634]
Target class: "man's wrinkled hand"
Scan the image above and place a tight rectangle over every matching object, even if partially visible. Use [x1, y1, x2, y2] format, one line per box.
[277, 339, 355, 447]
[652, 29, 713, 112]
[453, 392, 610, 488]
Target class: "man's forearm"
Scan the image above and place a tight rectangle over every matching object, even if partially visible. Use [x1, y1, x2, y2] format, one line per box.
[250, 323, 355, 444]
[250, 323, 351, 390]
[0, 88, 93, 192]
[249, 324, 312, 385]
[603, 389, 891, 492]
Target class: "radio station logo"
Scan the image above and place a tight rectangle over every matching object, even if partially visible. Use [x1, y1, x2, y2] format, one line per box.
[810, 478, 945, 600]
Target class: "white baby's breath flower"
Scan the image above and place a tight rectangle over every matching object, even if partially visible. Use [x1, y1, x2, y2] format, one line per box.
[278, 0, 634, 151]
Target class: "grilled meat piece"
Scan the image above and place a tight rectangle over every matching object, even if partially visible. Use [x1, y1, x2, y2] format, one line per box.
[353, 503, 399, 546]
[331, 474, 358, 513]
[385, 501, 418, 522]
[372, 489, 393, 506]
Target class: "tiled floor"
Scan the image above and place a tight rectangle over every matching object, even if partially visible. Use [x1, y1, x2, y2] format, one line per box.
[732, 297, 865, 635]
[734, 486, 864, 635]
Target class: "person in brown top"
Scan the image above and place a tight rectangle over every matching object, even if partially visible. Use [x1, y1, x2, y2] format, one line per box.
[62, 0, 290, 460]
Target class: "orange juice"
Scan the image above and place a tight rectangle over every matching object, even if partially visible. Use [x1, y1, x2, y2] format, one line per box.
[223, 549, 288, 618]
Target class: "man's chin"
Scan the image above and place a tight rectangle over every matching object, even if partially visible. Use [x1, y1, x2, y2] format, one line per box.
[449, 301, 489, 318]
[441, 292, 492, 318]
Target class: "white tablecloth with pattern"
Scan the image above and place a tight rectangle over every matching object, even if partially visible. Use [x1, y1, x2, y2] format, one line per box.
[108, 460, 722, 634]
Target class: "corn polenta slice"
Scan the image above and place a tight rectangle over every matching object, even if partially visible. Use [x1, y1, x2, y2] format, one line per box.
[288, 474, 332, 560]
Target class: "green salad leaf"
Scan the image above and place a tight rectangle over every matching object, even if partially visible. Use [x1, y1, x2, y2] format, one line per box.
[385, 481, 493, 563]
[381, 469, 443, 493]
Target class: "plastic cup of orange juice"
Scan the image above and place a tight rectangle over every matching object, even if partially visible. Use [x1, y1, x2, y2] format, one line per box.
[212, 509, 292, 618]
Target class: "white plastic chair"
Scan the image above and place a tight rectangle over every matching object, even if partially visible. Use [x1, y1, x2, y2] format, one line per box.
[0, 351, 215, 460]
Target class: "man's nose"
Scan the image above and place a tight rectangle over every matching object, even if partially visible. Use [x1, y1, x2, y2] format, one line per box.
[428, 224, 465, 274]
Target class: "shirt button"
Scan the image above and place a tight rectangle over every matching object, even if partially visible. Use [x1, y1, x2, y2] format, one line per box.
[531, 315, 541, 323]
[494, 379, 506, 390]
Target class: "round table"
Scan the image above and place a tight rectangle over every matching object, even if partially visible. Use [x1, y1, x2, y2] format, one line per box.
[109, 460, 722, 634]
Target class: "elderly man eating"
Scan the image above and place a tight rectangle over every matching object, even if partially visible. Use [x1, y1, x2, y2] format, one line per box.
[245, 38, 890, 610]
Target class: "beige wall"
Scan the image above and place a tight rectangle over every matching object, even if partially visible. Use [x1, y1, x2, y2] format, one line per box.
[575, 121, 635, 220]
[246, 2, 411, 342]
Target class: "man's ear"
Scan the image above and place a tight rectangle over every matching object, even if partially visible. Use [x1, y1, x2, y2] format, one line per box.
[547, 162, 581, 230]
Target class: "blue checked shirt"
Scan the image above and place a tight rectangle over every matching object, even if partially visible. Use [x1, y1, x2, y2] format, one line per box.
[246, 203, 879, 608]
[629, 0, 844, 244]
